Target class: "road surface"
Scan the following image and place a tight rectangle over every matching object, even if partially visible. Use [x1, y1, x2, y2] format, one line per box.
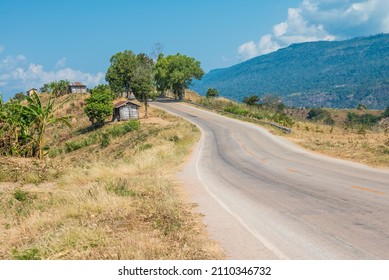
[153, 99, 389, 259]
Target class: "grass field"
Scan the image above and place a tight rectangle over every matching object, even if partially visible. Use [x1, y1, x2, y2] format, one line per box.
[0, 95, 223, 260]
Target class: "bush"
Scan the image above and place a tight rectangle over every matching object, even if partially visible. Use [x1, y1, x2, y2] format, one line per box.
[271, 113, 295, 127]
[100, 133, 110, 148]
[206, 88, 219, 98]
[347, 112, 380, 128]
[307, 108, 335, 125]
[243, 95, 260, 106]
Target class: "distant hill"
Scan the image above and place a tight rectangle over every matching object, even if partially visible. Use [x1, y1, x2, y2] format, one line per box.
[192, 34, 389, 109]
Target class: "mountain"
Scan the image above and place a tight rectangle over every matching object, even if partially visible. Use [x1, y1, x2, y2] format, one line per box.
[192, 34, 389, 109]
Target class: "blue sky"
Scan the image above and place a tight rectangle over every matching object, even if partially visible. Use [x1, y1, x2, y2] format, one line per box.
[1, 0, 388, 100]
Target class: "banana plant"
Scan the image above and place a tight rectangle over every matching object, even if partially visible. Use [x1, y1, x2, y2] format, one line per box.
[24, 92, 71, 159]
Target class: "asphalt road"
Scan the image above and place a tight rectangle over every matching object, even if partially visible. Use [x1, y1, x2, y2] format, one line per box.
[152, 100, 389, 259]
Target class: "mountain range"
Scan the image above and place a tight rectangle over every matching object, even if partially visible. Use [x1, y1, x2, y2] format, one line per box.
[192, 34, 389, 109]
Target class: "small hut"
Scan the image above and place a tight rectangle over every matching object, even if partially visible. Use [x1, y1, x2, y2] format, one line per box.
[26, 88, 38, 96]
[68, 82, 87, 93]
[113, 100, 141, 121]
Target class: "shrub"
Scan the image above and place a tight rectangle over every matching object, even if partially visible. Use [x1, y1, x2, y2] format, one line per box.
[243, 95, 260, 106]
[100, 133, 110, 148]
[307, 108, 335, 125]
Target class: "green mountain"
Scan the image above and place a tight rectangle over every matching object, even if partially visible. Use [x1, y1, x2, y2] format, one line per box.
[192, 34, 389, 109]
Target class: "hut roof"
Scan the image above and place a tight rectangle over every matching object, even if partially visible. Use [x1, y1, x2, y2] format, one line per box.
[69, 82, 86, 87]
[114, 100, 141, 108]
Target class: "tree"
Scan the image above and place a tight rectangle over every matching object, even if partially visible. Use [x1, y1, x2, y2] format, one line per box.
[84, 85, 114, 125]
[132, 54, 154, 118]
[206, 88, 219, 98]
[105, 50, 138, 97]
[153, 53, 170, 96]
[154, 53, 204, 100]
[13, 92, 26, 101]
[357, 103, 367, 110]
[243, 95, 260, 106]
[48, 80, 69, 96]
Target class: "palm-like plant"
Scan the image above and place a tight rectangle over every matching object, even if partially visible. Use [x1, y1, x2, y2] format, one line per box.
[24, 92, 71, 159]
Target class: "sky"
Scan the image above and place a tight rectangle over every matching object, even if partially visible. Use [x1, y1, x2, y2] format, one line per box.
[1, 0, 389, 100]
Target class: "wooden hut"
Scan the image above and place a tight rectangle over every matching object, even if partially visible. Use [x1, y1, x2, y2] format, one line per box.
[68, 82, 87, 93]
[26, 88, 38, 96]
[113, 100, 140, 121]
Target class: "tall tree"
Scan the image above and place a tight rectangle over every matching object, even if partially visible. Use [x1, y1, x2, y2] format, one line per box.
[154, 53, 204, 100]
[132, 54, 154, 118]
[153, 53, 170, 97]
[105, 50, 138, 98]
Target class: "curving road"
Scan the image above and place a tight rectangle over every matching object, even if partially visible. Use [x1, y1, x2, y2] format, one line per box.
[153, 99, 389, 259]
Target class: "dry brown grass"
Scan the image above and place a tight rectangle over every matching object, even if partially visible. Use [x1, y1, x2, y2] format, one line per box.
[285, 121, 389, 168]
[185, 96, 388, 168]
[0, 95, 223, 260]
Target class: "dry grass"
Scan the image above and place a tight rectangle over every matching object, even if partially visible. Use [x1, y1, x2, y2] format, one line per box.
[185, 96, 388, 168]
[0, 95, 223, 260]
[285, 121, 389, 168]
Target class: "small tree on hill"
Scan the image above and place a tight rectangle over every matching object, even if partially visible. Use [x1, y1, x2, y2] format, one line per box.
[243, 95, 260, 106]
[357, 103, 367, 110]
[206, 88, 219, 98]
[84, 85, 114, 125]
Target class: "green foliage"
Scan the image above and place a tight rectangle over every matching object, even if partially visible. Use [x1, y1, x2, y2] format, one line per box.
[105, 50, 154, 117]
[270, 112, 295, 127]
[105, 179, 136, 197]
[1, 92, 71, 159]
[62, 120, 140, 154]
[346, 112, 380, 127]
[243, 95, 260, 106]
[84, 85, 114, 124]
[131, 53, 154, 117]
[12, 248, 41, 260]
[154, 53, 204, 100]
[44, 80, 69, 96]
[105, 120, 140, 137]
[13, 189, 30, 202]
[223, 105, 250, 116]
[13, 92, 26, 101]
[382, 106, 389, 118]
[206, 88, 219, 98]
[198, 96, 294, 128]
[307, 108, 335, 125]
[192, 34, 389, 109]
[357, 103, 367, 110]
[106, 50, 138, 97]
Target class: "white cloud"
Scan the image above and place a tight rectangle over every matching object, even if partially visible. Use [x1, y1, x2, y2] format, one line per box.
[0, 54, 105, 98]
[238, 0, 389, 60]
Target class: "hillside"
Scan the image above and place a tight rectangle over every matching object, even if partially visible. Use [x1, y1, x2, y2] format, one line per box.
[0, 94, 222, 260]
[192, 34, 389, 109]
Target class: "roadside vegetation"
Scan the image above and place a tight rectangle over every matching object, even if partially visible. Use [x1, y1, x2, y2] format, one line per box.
[285, 106, 389, 167]
[0, 94, 223, 260]
[185, 91, 389, 168]
[196, 93, 295, 128]
[0, 49, 223, 260]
